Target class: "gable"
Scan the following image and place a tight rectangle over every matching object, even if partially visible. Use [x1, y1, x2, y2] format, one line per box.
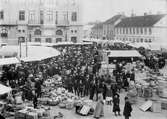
[154, 15, 167, 27]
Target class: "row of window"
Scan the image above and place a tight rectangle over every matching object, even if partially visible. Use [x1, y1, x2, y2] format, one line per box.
[71, 30, 77, 33]
[115, 27, 152, 35]
[34, 37, 77, 43]
[0, 10, 77, 22]
[117, 37, 152, 43]
[103, 30, 114, 36]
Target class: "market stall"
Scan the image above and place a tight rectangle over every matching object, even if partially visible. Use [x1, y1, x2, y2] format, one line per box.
[0, 57, 20, 66]
[108, 50, 142, 63]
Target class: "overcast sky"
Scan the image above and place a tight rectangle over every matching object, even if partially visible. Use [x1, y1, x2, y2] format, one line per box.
[82, 0, 167, 24]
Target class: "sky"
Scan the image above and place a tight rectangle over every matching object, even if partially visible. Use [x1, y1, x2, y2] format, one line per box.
[82, 0, 167, 24]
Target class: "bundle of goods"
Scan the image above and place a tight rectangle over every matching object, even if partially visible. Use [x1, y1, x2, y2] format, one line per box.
[38, 98, 50, 105]
[39, 87, 79, 109]
[75, 99, 94, 116]
[15, 107, 49, 119]
[44, 75, 62, 87]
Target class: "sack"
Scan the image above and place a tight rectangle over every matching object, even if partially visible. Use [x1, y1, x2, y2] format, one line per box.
[59, 103, 66, 108]
[79, 105, 91, 115]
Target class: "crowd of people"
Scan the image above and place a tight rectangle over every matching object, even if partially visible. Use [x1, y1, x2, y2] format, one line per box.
[1, 42, 166, 119]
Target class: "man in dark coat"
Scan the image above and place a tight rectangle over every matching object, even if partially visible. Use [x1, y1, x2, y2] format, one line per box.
[123, 97, 132, 119]
[113, 93, 121, 116]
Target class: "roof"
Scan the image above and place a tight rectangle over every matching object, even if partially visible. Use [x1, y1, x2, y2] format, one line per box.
[104, 15, 125, 24]
[115, 14, 166, 27]
[108, 50, 142, 57]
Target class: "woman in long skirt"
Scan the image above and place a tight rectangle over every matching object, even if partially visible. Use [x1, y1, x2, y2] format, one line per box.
[94, 93, 104, 119]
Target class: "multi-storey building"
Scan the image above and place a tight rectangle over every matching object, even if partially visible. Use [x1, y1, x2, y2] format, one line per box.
[114, 14, 167, 44]
[102, 15, 125, 40]
[0, 0, 83, 45]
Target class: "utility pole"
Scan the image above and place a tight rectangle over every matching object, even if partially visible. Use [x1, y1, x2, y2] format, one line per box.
[26, 37, 28, 57]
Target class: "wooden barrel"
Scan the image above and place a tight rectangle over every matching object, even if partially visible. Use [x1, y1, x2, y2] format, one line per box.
[143, 87, 152, 98]
[158, 88, 167, 98]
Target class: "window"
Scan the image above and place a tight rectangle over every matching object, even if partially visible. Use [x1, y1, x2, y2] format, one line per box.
[140, 28, 143, 34]
[140, 38, 143, 42]
[22, 30, 25, 33]
[18, 37, 25, 43]
[19, 10, 25, 21]
[145, 39, 148, 42]
[133, 28, 135, 34]
[56, 38, 62, 43]
[34, 29, 41, 35]
[55, 11, 58, 24]
[136, 28, 139, 34]
[135, 38, 138, 42]
[126, 28, 128, 34]
[133, 38, 135, 42]
[129, 28, 132, 34]
[45, 38, 52, 43]
[149, 39, 152, 42]
[144, 28, 147, 35]
[29, 10, 35, 22]
[75, 30, 77, 33]
[56, 30, 63, 35]
[40, 10, 44, 24]
[1, 28, 8, 38]
[0, 11, 4, 20]
[35, 38, 41, 42]
[149, 28, 152, 35]
[71, 37, 77, 43]
[123, 28, 125, 34]
[47, 10, 53, 21]
[71, 12, 77, 21]
[71, 30, 73, 33]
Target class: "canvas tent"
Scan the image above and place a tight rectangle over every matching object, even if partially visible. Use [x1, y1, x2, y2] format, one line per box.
[108, 50, 142, 58]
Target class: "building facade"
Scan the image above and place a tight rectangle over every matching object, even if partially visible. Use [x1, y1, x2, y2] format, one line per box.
[102, 15, 125, 40]
[91, 22, 103, 39]
[0, 0, 83, 45]
[115, 14, 167, 44]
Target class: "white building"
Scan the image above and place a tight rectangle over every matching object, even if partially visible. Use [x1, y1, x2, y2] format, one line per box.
[115, 14, 167, 44]
[0, 0, 83, 45]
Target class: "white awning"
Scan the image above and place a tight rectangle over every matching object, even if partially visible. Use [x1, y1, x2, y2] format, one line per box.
[0, 84, 12, 95]
[108, 50, 142, 57]
[0, 45, 60, 62]
[0, 57, 20, 65]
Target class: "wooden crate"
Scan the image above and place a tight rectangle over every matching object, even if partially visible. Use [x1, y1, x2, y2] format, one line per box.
[161, 99, 167, 110]
[151, 101, 161, 113]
